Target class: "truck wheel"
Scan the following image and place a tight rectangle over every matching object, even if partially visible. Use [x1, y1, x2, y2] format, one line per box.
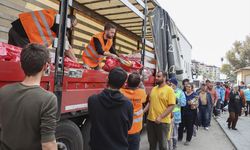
[81, 120, 91, 150]
[56, 120, 83, 150]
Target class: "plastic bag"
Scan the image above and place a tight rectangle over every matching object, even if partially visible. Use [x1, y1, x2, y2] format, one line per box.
[0, 42, 22, 61]
[64, 57, 82, 68]
[103, 56, 143, 72]
[102, 57, 121, 72]
[120, 56, 142, 72]
[120, 60, 142, 72]
[120, 53, 141, 62]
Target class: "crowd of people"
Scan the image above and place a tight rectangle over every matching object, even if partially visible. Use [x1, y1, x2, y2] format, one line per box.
[89, 70, 250, 150]
[163, 78, 249, 150]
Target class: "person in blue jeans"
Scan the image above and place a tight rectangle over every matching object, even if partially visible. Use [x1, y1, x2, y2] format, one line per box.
[244, 84, 250, 116]
[198, 84, 213, 130]
[168, 78, 186, 150]
[220, 83, 226, 113]
[215, 82, 225, 116]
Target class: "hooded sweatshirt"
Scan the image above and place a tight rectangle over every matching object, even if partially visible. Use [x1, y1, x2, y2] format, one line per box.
[88, 88, 133, 150]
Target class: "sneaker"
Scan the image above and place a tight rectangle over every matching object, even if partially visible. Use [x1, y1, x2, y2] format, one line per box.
[205, 127, 209, 131]
[193, 132, 196, 137]
[232, 128, 237, 130]
[193, 128, 197, 137]
[184, 141, 190, 146]
[173, 146, 177, 150]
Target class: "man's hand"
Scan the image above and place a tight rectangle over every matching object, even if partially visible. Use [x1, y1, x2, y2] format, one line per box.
[110, 53, 118, 59]
[155, 116, 162, 124]
[104, 52, 118, 59]
[42, 140, 57, 150]
[155, 104, 175, 124]
[213, 101, 217, 107]
[65, 49, 77, 62]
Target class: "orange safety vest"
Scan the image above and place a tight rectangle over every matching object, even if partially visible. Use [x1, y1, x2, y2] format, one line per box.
[19, 9, 57, 47]
[120, 88, 147, 134]
[82, 32, 113, 68]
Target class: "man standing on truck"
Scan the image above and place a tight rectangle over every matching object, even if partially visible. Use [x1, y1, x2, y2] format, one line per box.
[120, 72, 147, 150]
[8, 9, 77, 61]
[88, 67, 133, 150]
[0, 44, 57, 150]
[82, 22, 119, 69]
[144, 71, 176, 150]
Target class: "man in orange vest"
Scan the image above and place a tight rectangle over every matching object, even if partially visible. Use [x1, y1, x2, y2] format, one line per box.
[121, 72, 147, 150]
[82, 22, 119, 69]
[8, 9, 77, 62]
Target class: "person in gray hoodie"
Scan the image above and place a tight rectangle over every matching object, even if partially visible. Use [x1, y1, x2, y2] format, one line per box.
[88, 67, 133, 150]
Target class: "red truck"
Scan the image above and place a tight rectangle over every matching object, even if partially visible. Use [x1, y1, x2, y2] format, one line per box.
[0, 46, 155, 149]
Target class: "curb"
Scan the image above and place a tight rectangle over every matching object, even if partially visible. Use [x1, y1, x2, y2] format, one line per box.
[214, 117, 237, 150]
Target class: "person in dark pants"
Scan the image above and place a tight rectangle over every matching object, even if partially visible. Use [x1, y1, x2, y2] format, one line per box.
[238, 81, 246, 116]
[144, 71, 176, 150]
[178, 83, 198, 146]
[227, 85, 243, 130]
[168, 78, 186, 150]
[8, 10, 77, 61]
[198, 84, 212, 130]
[244, 84, 250, 116]
[120, 72, 147, 150]
[224, 84, 231, 111]
[88, 67, 133, 150]
[215, 82, 224, 117]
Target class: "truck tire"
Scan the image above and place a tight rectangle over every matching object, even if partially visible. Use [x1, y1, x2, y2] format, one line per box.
[81, 120, 91, 150]
[56, 120, 83, 150]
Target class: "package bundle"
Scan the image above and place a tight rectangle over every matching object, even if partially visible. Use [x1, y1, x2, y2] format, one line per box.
[142, 68, 154, 80]
[102, 57, 120, 72]
[0, 42, 82, 69]
[102, 56, 143, 72]
[120, 53, 141, 62]
[120, 57, 142, 72]
[0, 42, 22, 61]
[64, 57, 82, 68]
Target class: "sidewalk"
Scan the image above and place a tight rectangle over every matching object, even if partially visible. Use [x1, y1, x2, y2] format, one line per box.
[140, 118, 235, 150]
[216, 112, 250, 150]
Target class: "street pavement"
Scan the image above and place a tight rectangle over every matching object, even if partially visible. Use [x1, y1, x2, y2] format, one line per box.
[216, 112, 250, 150]
[140, 118, 235, 150]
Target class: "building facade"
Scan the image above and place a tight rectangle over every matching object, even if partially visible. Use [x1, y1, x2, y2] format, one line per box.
[191, 60, 220, 81]
[235, 67, 250, 85]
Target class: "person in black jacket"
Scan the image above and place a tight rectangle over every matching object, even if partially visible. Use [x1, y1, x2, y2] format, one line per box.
[88, 67, 133, 150]
[227, 85, 243, 130]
